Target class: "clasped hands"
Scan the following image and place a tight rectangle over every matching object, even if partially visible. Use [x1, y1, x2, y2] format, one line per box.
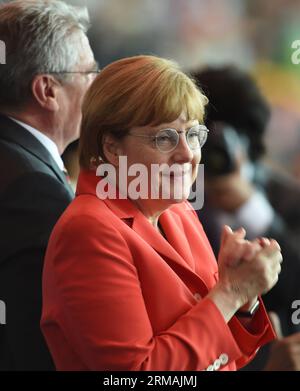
[217, 225, 283, 312]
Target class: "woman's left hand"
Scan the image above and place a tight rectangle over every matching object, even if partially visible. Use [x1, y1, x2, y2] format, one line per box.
[218, 225, 262, 267]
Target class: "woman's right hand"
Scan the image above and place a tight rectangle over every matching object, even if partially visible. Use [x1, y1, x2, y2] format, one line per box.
[219, 225, 282, 306]
[207, 225, 283, 322]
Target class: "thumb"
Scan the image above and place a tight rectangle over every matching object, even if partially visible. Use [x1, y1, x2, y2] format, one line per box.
[220, 225, 233, 247]
[268, 311, 283, 339]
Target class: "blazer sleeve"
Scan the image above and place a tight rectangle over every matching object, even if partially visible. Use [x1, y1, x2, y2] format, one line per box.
[190, 204, 276, 369]
[42, 213, 274, 371]
[0, 172, 73, 370]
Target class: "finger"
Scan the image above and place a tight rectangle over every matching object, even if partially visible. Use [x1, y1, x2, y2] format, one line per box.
[268, 311, 283, 339]
[252, 238, 264, 248]
[237, 240, 254, 261]
[242, 240, 262, 261]
[224, 242, 242, 267]
[258, 237, 271, 247]
[270, 251, 283, 268]
[220, 225, 233, 247]
[233, 227, 246, 240]
[259, 242, 282, 259]
[261, 238, 281, 252]
[276, 252, 283, 264]
[269, 239, 281, 252]
[275, 262, 281, 276]
[225, 237, 250, 266]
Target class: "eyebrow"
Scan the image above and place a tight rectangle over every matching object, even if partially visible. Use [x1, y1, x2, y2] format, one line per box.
[156, 124, 198, 132]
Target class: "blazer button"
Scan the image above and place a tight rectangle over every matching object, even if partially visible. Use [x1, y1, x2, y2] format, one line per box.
[206, 365, 214, 371]
[213, 358, 221, 371]
[194, 293, 201, 302]
[219, 353, 229, 365]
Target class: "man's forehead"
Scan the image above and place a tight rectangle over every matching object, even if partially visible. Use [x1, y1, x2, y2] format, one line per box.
[76, 32, 95, 63]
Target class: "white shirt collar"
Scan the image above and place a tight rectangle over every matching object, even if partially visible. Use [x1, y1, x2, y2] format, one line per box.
[9, 117, 64, 171]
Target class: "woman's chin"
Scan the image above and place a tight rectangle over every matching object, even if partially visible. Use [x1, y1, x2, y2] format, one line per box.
[159, 177, 192, 204]
[161, 187, 191, 205]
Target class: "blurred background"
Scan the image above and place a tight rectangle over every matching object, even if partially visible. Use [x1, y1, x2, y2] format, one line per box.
[65, 0, 300, 182]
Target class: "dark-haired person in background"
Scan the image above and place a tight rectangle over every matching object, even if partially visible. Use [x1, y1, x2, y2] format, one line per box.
[193, 65, 300, 370]
[0, 0, 97, 370]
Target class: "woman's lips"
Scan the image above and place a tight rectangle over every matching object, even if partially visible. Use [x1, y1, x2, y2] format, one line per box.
[162, 169, 191, 178]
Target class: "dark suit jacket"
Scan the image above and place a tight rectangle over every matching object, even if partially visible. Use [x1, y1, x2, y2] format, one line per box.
[0, 115, 74, 370]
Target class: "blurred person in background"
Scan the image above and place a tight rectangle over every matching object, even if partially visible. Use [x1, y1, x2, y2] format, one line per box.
[0, 0, 97, 370]
[41, 55, 282, 371]
[193, 65, 300, 370]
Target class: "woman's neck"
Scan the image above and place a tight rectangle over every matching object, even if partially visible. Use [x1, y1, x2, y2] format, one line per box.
[133, 199, 166, 233]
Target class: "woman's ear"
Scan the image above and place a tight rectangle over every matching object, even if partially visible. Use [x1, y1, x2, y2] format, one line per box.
[102, 134, 122, 166]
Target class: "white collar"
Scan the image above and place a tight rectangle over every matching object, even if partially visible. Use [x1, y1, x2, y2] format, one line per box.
[9, 117, 64, 171]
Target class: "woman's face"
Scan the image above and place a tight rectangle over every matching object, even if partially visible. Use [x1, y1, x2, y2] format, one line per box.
[115, 113, 201, 210]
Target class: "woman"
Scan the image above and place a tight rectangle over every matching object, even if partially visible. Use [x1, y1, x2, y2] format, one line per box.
[41, 55, 282, 371]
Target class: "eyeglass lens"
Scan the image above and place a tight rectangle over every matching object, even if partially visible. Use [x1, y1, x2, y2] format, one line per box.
[156, 126, 207, 152]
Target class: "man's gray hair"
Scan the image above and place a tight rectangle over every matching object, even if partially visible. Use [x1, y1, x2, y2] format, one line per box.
[0, 0, 90, 108]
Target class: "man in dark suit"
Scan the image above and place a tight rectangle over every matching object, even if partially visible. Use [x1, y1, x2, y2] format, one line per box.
[0, 0, 97, 370]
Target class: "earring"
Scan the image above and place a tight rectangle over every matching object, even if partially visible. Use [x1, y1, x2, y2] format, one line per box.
[89, 156, 103, 169]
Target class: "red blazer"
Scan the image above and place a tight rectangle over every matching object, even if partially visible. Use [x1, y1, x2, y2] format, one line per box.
[41, 169, 275, 371]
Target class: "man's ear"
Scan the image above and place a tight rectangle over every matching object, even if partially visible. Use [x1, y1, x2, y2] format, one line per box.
[31, 74, 60, 112]
[102, 134, 122, 166]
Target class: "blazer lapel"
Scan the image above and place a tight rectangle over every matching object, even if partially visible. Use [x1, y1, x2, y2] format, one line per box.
[77, 170, 211, 296]
[131, 209, 209, 296]
[132, 211, 187, 268]
[159, 208, 196, 270]
[100, 186, 193, 272]
[0, 115, 72, 190]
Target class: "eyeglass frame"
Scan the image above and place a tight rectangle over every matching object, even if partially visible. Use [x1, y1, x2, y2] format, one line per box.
[127, 124, 209, 153]
[40, 61, 101, 77]
[44, 70, 100, 76]
[40, 69, 100, 86]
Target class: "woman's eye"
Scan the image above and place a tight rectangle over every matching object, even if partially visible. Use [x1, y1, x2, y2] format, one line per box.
[188, 132, 199, 140]
[158, 135, 171, 143]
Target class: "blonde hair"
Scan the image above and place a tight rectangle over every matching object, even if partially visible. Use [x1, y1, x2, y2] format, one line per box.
[79, 55, 208, 168]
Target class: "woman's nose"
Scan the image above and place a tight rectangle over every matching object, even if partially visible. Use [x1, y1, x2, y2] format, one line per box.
[172, 133, 194, 163]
